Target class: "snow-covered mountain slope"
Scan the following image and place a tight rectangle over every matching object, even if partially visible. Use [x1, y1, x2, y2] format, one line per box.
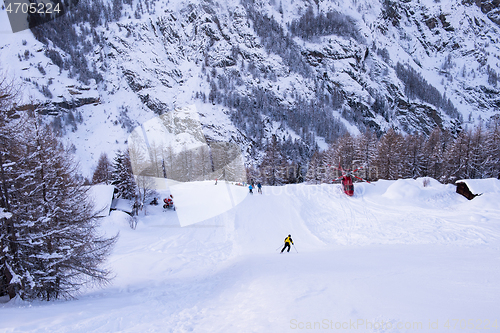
[1, 0, 500, 174]
[1, 179, 499, 331]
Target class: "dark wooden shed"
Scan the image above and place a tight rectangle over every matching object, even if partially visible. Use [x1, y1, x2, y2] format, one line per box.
[455, 181, 477, 200]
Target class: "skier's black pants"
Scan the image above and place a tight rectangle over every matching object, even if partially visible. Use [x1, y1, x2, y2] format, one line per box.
[281, 243, 291, 253]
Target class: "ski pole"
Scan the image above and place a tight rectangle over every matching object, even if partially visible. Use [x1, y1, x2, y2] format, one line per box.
[276, 244, 283, 251]
[293, 244, 298, 253]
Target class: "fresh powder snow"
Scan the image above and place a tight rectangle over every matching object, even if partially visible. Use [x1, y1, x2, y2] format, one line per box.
[1, 178, 499, 332]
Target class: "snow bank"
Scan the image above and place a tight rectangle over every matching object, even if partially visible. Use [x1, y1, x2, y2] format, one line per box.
[456, 178, 500, 195]
[87, 184, 115, 217]
[382, 178, 422, 200]
[381, 178, 457, 206]
[170, 180, 248, 226]
[456, 178, 500, 212]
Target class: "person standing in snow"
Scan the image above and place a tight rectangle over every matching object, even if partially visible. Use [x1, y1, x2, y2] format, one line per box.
[281, 234, 294, 253]
[257, 182, 262, 194]
[249, 184, 253, 194]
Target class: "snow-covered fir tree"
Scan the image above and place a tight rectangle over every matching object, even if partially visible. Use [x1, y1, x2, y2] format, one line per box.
[0, 78, 20, 299]
[111, 149, 137, 199]
[1, 111, 117, 300]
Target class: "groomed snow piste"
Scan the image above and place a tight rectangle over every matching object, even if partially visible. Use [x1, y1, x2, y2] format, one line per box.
[1, 179, 500, 332]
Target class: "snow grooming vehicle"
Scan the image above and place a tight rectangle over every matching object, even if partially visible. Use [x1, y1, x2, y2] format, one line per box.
[163, 195, 175, 211]
[332, 165, 370, 196]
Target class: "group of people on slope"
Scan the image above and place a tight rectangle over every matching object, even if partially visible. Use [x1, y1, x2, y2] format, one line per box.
[248, 181, 262, 194]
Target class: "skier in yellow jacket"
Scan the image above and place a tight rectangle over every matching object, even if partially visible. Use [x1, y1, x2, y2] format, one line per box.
[281, 234, 294, 253]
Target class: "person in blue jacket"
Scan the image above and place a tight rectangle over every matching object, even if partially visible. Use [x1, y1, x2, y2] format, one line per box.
[249, 184, 253, 194]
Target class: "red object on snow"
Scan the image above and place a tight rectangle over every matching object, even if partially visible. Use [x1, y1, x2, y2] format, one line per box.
[332, 164, 370, 196]
[341, 175, 354, 196]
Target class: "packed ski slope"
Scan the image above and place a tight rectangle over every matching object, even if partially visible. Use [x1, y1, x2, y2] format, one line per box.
[1, 179, 500, 332]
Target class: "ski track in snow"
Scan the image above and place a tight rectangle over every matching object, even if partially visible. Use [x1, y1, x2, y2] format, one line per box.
[1, 179, 500, 332]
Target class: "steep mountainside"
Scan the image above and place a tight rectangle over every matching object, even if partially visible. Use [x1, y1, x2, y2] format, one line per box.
[1, 0, 500, 176]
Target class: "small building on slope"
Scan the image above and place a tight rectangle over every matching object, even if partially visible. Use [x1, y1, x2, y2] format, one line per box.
[455, 178, 500, 200]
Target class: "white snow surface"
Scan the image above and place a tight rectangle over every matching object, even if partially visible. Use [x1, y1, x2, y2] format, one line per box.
[87, 184, 115, 217]
[1, 178, 500, 332]
[168, 180, 248, 227]
[456, 178, 500, 196]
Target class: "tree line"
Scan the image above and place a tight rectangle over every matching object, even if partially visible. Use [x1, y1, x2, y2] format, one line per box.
[305, 124, 500, 184]
[243, 122, 500, 186]
[95, 120, 500, 193]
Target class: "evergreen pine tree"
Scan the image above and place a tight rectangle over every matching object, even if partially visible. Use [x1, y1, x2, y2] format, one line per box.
[111, 149, 137, 199]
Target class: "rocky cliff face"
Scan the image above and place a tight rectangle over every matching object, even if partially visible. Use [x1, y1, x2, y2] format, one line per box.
[1, 0, 500, 174]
